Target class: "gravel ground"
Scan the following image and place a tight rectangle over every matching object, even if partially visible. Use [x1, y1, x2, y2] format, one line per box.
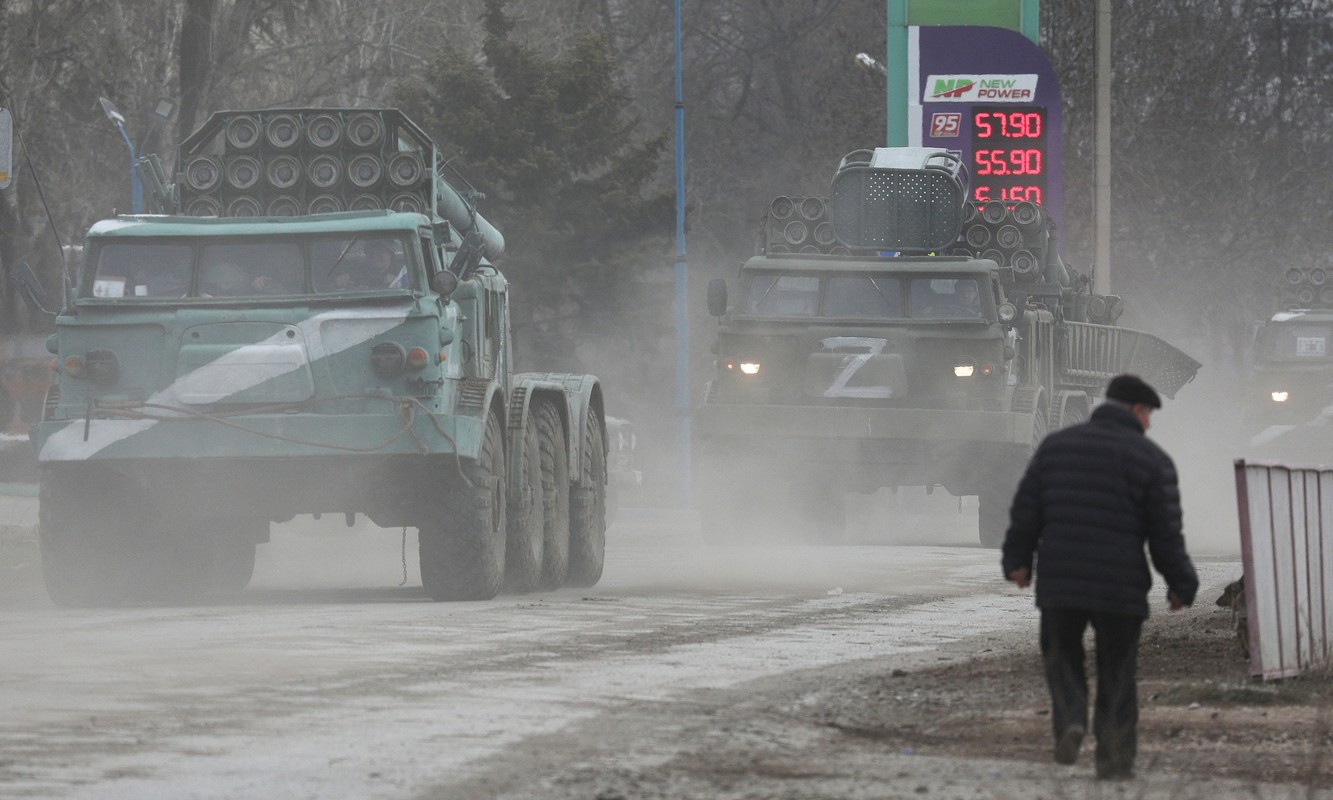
[425, 580, 1331, 800]
[798, 596, 1333, 788]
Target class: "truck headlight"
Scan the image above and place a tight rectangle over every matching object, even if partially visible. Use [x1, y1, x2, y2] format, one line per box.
[1271, 390, 1290, 403]
[954, 362, 975, 378]
[724, 359, 761, 376]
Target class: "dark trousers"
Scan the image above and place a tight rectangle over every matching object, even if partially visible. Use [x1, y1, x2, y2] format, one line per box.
[1040, 607, 1143, 775]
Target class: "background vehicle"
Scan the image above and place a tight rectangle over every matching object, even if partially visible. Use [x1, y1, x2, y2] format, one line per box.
[22, 108, 608, 605]
[695, 148, 1199, 547]
[1241, 266, 1333, 460]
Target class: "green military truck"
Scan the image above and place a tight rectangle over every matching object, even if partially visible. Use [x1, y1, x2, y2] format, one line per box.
[1241, 266, 1333, 457]
[20, 108, 607, 605]
[694, 148, 1198, 547]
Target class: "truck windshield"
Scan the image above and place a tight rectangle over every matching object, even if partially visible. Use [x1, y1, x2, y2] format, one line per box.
[1267, 323, 1332, 360]
[908, 277, 984, 319]
[741, 273, 983, 320]
[85, 235, 414, 299]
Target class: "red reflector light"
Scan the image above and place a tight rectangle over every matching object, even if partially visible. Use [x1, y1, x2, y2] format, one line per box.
[980, 361, 995, 376]
[406, 347, 430, 370]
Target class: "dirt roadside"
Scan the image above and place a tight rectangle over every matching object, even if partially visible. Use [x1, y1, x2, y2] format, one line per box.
[795, 586, 1333, 790]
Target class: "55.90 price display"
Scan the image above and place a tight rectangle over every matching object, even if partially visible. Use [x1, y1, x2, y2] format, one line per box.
[969, 105, 1047, 204]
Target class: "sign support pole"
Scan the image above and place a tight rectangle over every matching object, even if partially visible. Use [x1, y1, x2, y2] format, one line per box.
[673, 0, 691, 504]
[1094, 0, 1112, 295]
[886, 0, 909, 146]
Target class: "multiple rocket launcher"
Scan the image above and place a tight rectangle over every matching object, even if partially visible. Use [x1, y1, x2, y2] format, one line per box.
[135, 108, 505, 263]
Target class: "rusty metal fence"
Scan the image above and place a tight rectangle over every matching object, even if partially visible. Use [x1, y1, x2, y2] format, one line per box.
[1234, 459, 1333, 680]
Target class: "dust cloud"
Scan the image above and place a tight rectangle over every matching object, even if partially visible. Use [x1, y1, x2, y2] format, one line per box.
[1151, 366, 1249, 557]
[252, 516, 422, 592]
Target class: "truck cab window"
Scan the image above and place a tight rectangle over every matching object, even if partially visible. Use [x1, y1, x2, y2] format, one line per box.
[1269, 324, 1331, 359]
[825, 276, 903, 318]
[744, 275, 819, 316]
[90, 243, 193, 298]
[311, 237, 411, 293]
[910, 277, 984, 319]
[199, 242, 303, 296]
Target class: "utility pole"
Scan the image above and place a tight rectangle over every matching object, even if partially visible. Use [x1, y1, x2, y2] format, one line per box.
[673, 0, 691, 504]
[1094, 0, 1112, 295]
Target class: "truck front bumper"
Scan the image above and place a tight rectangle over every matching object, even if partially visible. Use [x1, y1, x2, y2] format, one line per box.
[34, 410, 482, 464]
[694, 403, 1035, 445]
[692, 403, 1037, 493]
[32, 411, 486, 525]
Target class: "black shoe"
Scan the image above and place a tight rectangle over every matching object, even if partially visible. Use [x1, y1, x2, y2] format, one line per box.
[1054, 726, 1084, 765]
[1096, 765, 1135, 781]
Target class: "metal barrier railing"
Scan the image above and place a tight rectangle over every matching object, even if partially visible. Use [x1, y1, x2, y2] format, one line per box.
[1060, 322, 1200, 399]
[1234, 459, 1333, 681]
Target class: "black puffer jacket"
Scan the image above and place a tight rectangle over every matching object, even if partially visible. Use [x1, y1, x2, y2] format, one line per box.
[1001, 402, 1198, 617]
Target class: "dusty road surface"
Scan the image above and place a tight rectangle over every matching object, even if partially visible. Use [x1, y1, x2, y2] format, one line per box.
[0, 500, 1320, 800]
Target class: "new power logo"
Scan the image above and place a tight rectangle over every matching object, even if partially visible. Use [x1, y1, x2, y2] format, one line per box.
[925, 75, 1039, 103]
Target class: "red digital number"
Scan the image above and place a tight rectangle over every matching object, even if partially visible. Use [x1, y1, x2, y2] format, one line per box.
[977, 148, 1043, 177]
[1000, 186, 1043, 203]
[975, 111, 1043, 140]
[977, 149, 1034, 176]
[973, 112, 993, 138]
[1006, 149, 1042, 175]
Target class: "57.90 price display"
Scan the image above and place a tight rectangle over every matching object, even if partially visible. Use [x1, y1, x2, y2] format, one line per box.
[969, 105, 1047, 204]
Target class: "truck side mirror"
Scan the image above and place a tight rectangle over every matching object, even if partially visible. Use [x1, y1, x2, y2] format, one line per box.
[707, 278, 728, 318]
[1002, 291, 1026, 327]
[452, 230, 485, 280]
[9, 261, 56, 316]
[431, 269, 459, 301]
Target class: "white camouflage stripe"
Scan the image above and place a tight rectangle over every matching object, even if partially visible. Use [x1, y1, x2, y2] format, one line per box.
[40, 307, 411, 462]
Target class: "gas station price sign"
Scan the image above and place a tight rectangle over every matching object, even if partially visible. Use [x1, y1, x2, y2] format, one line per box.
[968, 104, 1047, 204]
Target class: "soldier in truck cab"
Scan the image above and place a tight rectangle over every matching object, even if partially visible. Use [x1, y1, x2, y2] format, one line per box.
[919, 278, 981, 317]
[956, 280, 981, 312]
[333, 241, 407, 290]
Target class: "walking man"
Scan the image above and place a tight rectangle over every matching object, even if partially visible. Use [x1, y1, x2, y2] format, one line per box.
[1001, 374, 1198, 780]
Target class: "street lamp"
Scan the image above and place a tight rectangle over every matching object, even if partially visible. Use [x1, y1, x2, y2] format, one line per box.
[99, 97, 141, 213]
[98, 96, 176, 214]
[854, 52, 887, 79]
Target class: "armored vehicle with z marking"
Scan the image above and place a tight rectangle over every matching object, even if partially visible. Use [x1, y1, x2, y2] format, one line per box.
[21, 108, 608, 605]
[695, 148, 1199, 547]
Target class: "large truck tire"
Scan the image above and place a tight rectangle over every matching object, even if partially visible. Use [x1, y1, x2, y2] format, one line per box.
[794, 480, 847, 543]
[976, 489, 1009, 549]
[419, 411, 507, 601]
[534, 400, 570, 590]
[503, 410, 545, 593]
[39, 471, 130, 607]
[694, 442, 775, 545]
[39, 469, 198, 606]
[206, 536, 258, 594]
[565, 407, 606, 587]
[977, 407, 1046, 548]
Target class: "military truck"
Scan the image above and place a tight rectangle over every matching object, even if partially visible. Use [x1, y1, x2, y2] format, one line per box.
[1241, 266, 1333, 456]
[695, 148, 1199, 547]
[21, 108, 607, 605]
